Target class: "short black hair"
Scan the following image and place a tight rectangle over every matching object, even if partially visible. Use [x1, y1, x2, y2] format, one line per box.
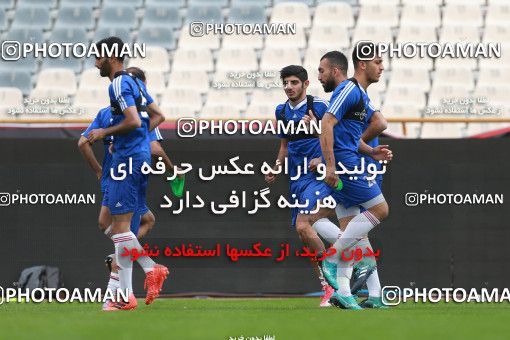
[95, 36, 125, 62]
[320, 51, 348, 75]
[352, 41, 379, 69]
[280, 65, 308, 82]
[126, 66, 146, 82]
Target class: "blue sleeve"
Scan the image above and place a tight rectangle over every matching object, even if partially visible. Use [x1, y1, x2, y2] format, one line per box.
[326, 83, 360, 121]
[149, 127, 163, 142]
[275, 104, 285, 139]
[140, 82, 154, 105]
[313, 100, 329, 119]
[81, 111, 103, 138]
[111, 75, 136, 111]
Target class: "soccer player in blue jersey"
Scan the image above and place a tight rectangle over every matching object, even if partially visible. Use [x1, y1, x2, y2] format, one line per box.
[265, 65, 343, 307]
[317, 46, 392, 309]
[85, 37, 169, 310]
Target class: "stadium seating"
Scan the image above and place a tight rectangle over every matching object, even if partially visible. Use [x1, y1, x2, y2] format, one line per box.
[11, 7, 51, 30]
[0, 87, 24, 116]
[200, 104, 241, 119]
[55, 6, 95, 30]
[0, 0, 504, 137]
[142, 6, 181, 29]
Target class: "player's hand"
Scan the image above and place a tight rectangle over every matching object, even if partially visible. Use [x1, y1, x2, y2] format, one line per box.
[324, 165, 339, 188]
[309, 157, 322, 172]
[87, 128, 105, 144]
[265, 173, 277, 184]
[301, 109, 317, 124]
[371, 145, 393, 162]
[108, 144, 113, 154]
[174, 166, 185, 179]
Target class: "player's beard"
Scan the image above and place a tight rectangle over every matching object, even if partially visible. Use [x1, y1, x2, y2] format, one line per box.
[99, 60, 111, 78]
[321, 77, 336, 93]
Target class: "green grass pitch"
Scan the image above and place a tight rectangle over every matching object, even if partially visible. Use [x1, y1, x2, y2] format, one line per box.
[1, 298, 509, 339]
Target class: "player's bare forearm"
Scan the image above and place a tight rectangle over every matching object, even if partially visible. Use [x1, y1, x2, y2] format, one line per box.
[103, 106, 141, 136]
[320, 113, 337, 169]
[361, 111, 387, 144]
[151, 141, 175, 172]
[78, 136, 102, 179]
[358, 140, 374, 156]
[147, 102, 165, 131]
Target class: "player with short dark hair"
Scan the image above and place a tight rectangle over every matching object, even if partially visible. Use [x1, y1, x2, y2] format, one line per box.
[86, 37, 169, 311]
[265, 65, 341, 307]
[317, 46, 392, 309]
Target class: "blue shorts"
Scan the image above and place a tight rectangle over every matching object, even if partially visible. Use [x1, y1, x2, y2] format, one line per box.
[331, 173, 382, 209]
[101, 189, 149, 236]
[104, 157, 149, 216]
[289, 177, 333, 226]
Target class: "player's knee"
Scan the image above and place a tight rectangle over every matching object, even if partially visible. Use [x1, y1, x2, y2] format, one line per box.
[371, 201, 389, 222]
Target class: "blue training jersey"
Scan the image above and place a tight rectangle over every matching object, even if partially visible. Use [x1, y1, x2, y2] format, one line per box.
[81, 106, 163, 192]
[275, 96, 329, 182]
[109, 70, 155, 161]
[326, 78, 377, 167]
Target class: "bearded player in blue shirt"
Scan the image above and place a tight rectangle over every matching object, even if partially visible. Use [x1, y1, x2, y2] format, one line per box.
[318, 45, 392, 310]
[85, 37, 169, 311]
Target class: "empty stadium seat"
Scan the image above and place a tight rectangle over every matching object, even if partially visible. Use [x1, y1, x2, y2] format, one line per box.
[483, 25, 510, 43]
[0, 0, 13, 9]
[185, 5, 223, 24]
[307, 84, 328, 100]
[159, 104, 197, 119]
[167, 70, 209, 93]
[244, 102, 277, 119]
[0, 56, 38, 74]
[55, 6, 94, 30]
[146, 0, 184, 7]
[428, 84, 471, 107]
[381, 103, 422, 118]
[392, 56, 433, 71]
[97, 6, 136, 29]
[265, 28, 306, 49]
[216, 48, 258, 71]
[74, 88, 110, 107]
[352, 25, 393, 45]
[50, 28, 88, 44]
[142, 6, 181, 29]
[260, 48, 301, 70]
[0, 87, 24, 117]
[389, 68, 430, 92]
[0, 71, 32, 95]
[35, 69, 77, 96]
[42, 56, 82, 74]
[435, 55, 477, 71]
[172, 48, 213, 72]
[107, 0, 144, 6]
[442, 5, 483, 27]
[178, 26, 220, 49]
[127, 47, 170, 72]
[228, 4, 266, 24]
[79, 68, 111, 90]
[303, 47, 330, 70]
[161, 88, 202, 111]
[313, 2, 354, 28]
[61, 0, 100, 6]
[222, 34, 263, 49]
[143, 71, 166, 96]
[396, 25, 437, 44]
[440, 25, 480, 44]
[486, 3, 510, 26]
[251, 88, 287, 108]
[199, 104, 241, 119]
[385, 85, 426, 108]
[477, 67, 510, 87]
[434, 68, 474, 90]
[17, 0, 55, 8]
[308, 26, 350, 49]
[93, 28, 131, 45]
[270, 3, 311, 29]
[357, 5, 398, 27]
[189, 0, 228, 7]
[205, 89, 247, 110]
[400, 4, 441, 28]
[274, 0, 314, 5]
[0, 10, 5, 31]
[137, 27, 176, 50]
[474, 85, 510, 108]
[11, 7, 51, 30]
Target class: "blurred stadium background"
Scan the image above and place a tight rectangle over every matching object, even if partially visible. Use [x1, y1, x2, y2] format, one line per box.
[0, 0, 509, 138]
